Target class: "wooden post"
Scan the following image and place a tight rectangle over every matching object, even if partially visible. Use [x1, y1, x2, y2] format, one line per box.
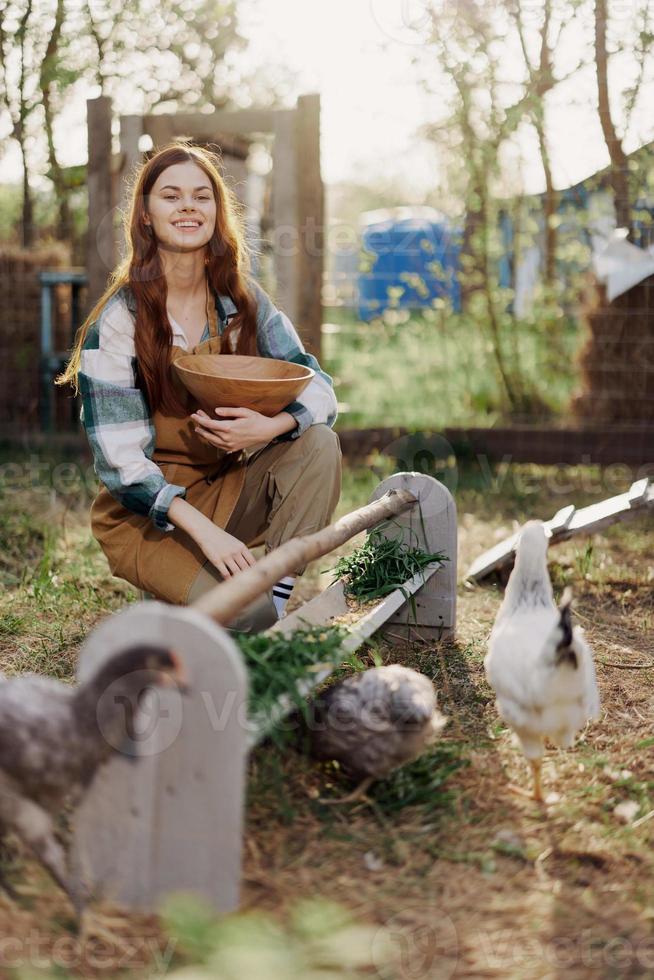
[117, 115, 144, 262]
[86, 96, 114, 312]
[368, 473, 457, 642]
[295, 94, 324, 359]
[271, 108, 300, 326]
[70, 602, 248, 914]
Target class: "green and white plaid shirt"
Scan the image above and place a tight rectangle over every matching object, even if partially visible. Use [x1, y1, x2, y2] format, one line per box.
[78, 277, 338, 532]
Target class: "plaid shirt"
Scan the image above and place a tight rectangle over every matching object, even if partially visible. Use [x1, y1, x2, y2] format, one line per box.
[77, 277, 338, 532]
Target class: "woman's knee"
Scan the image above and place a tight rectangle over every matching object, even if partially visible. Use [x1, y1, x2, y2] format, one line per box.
[298, 423, 341, 459]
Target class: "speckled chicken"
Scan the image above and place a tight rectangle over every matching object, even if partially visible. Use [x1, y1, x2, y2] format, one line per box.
[306, 665, 447, 803]
[0, 644, 188, 913]
[484, 521, 600, 801]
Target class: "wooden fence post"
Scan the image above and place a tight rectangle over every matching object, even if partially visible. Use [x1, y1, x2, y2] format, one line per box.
[86, 96, 114, 311]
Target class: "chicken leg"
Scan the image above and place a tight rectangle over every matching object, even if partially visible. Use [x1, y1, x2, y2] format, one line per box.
[319, 777, 374, 805]
[0, 783, 83, 917]
[0, 826, 19, 901]
[530, 759, 544, 803]
[508, 759, 545, 803]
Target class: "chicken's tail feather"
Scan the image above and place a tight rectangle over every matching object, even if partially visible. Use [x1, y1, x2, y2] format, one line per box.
[553, 587, 577, 668]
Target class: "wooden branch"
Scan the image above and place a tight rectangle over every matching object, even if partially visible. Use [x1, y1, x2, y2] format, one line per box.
[191, 488, 418, 624]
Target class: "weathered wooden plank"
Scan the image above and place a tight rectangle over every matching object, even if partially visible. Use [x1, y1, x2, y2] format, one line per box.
[143, 108, 288, 143]
[548, 504, 576, 534]
[628, 478, 650, 506]
[465, 534, 520, 582]
[466, 480, 654, 582]
[71, 602, 248, 914]
[334, 425, 654, 467]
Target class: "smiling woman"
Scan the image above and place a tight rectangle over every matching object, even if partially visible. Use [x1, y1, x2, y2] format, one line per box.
[56, 141, 342, 630]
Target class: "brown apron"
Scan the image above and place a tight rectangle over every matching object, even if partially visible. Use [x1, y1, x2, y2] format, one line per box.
[89, 292, 255, 606]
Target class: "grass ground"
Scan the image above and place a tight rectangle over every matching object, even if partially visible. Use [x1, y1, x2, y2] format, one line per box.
[0, 447, 653, 978]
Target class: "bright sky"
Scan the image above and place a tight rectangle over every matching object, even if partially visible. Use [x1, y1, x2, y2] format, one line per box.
[1, 0, 653, 198]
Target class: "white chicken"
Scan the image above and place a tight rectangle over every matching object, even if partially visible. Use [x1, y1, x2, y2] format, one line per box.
[484, 520, 600, 801]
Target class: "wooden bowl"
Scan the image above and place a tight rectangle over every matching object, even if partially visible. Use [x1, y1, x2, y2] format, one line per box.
[173, 354, 315, 417]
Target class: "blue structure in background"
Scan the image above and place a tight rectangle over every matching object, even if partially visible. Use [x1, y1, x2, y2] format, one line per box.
[357, 209, 462, 320]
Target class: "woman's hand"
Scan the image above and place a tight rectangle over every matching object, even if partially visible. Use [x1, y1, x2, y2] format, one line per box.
[198, 523, 257, 578]
[166, 496, 255, 579]
[191, 406, 297, 452]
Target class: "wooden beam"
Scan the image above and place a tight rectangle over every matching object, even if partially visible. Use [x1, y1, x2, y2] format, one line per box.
[86, 97, 114, 311]
[143, 108, 288, 145]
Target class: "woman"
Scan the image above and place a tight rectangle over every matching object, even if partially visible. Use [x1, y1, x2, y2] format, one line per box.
[57, 141, 342, 631]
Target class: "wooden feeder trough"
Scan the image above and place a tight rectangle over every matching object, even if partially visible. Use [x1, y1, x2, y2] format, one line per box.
[70, 472, 457, 913]
[466, 477, 654, 583]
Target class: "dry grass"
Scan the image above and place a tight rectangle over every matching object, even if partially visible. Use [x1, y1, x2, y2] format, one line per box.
[0, 454, 653, 977]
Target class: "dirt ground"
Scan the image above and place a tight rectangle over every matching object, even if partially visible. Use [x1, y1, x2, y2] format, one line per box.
[0, 459, 653, 978]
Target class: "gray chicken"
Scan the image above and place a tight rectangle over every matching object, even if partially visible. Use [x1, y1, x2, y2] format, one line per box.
[306, 665, 447, 803]
[0, 644, 188, 914]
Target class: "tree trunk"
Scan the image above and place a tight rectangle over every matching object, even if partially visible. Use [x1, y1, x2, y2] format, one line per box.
[18, 132, 34, 247]
[42, 91, 73, 241]
[41, 0, 72, 242]
[595, 0, 632, 236]
[535, 115, 558, 286]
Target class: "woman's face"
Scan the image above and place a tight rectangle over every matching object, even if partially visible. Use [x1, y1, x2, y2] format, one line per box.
[145, 161, 217, 254]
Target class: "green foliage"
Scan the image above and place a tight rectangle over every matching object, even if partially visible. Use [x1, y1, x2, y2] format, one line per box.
[324, 305, 582, 429]
[160, 895, 386, 978]
[329, 519, 448, 605]
[367, 742, 469, 815]
[234, 623, 349, 732]
[574, 540, 596, 579]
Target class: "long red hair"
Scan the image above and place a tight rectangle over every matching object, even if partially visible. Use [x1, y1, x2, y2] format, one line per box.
[57, 140, 260, 416]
